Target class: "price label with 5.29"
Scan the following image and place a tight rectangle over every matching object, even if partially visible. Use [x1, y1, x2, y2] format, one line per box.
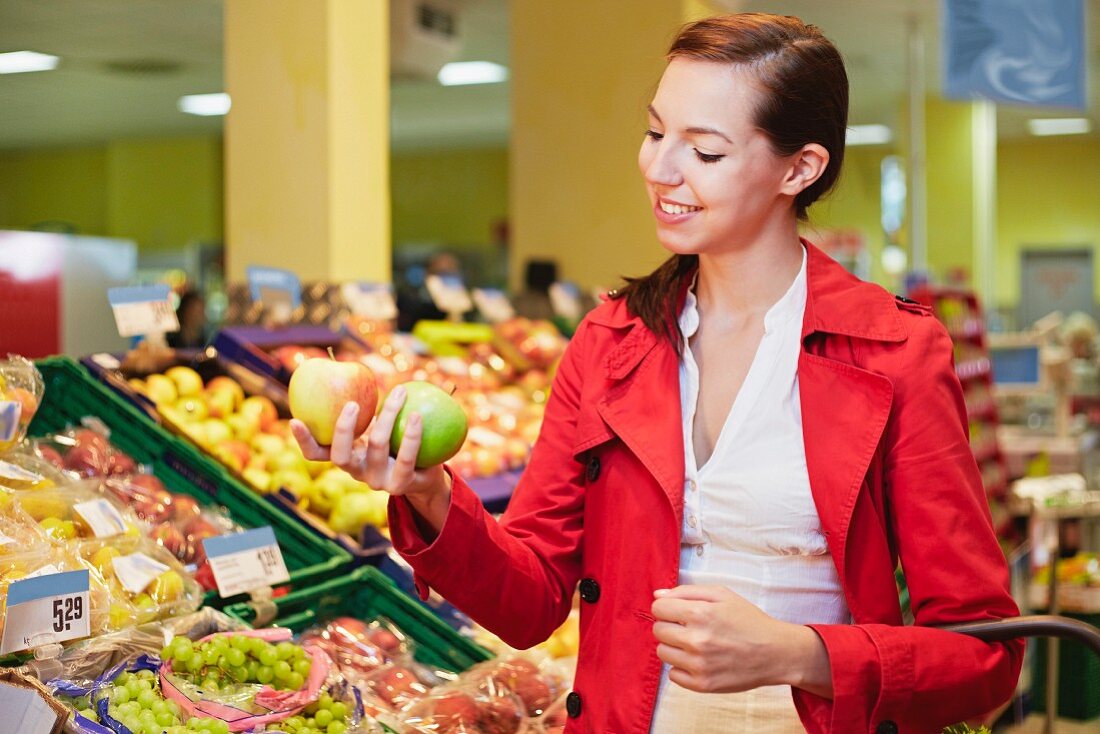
[202, 526, 289, 598]
[0, 569, 91, 654]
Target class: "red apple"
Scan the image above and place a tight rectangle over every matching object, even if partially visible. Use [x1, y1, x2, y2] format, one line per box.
[432, 692, 481, 727]
[36, 445, 64, 468]
[106, 451, 136, 476]
[171, 495, 202, 521]
[149, 523, 188, 559]
[289, 358, 378, 446]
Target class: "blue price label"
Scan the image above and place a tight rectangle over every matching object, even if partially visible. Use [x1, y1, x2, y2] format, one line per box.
[247, 267, 301, 309]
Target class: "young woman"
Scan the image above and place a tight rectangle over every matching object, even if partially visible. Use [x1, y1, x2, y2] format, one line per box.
[293, 13, 1023, 733]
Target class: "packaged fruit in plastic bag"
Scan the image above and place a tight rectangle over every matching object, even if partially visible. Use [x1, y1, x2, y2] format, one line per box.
[80, 535, 202, 626]
[12, 480, 143, 543]
[0, 355, 44, 454]
[300, 616, 411, 678]
[532, 692, 569, 734]
[460, 655, 567, 718]
[0, 446, 72, 490]
[264, 681, 380, 734]
[400, 682, 526, 734]
[32, 425, 138, 478]
[0, 544, 114, 649]
[357, 661, 444, 712]
[0, 498, 50, 555]
[158, 629, 332, 731]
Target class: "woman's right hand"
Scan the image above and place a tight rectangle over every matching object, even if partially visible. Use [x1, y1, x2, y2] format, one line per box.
[289, 385, 452, 506]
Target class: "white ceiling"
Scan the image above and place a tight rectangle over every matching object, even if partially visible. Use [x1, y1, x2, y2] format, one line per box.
[0, 0, 1096, 152]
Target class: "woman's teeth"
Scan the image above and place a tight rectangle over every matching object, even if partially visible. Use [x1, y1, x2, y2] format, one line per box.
[660, 201, 701, 215]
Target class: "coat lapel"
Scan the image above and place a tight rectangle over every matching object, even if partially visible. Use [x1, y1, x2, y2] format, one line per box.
[594, 322, 687, 525]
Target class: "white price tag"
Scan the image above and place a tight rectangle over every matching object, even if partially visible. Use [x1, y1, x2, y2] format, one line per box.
[0, 460, 42, 483]
[73, 499, 128, 538]
[342, 282, 398, 321]
[0, 570, 91, 654]
[549, 281, 582, 321]
[91, 353, 121, 370]
[111, 552, 170, 594]
[472, 288, 515, 324]
[425, 274, 473, 316]
[108, 285, 179, 338]
[202, 527, 289, 598]
[0, 402, 21, 443]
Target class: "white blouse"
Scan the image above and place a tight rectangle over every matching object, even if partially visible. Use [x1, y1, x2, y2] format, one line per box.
[650, 248, 850, 733]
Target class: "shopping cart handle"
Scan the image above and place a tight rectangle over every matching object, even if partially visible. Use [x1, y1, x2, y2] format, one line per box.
[942, 615, 1100, 657]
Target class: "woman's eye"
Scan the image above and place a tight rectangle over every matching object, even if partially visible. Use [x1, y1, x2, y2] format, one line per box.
[695, 150, 724, 164]
[645, 129, 664, 141]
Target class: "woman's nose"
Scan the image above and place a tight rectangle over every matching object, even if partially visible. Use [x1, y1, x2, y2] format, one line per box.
[644, 145, 683, 188]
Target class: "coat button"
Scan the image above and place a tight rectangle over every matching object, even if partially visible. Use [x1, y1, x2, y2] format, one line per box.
[586, 455, 601, 482]
[578, 578, 600, 603]
[875, 721, 898, 734]
[566, 691, 582, 718]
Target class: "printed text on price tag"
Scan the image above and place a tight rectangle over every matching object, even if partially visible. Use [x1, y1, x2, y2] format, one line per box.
[0, 570, 91, 654]
[202, 526, 289, 598]
[108, 285, 180, 338]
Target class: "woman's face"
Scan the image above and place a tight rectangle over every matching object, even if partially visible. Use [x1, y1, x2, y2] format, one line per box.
[638, 57, 797, 255]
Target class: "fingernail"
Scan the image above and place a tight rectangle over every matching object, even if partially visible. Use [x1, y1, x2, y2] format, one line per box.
[654, 589, 669, 597]
[410, 412, 421, 426]
[393, 386, 406, 400]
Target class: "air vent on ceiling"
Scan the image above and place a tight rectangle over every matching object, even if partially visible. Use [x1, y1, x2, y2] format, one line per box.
[102, 58, 183, 75]
[391, 0, 464, 81]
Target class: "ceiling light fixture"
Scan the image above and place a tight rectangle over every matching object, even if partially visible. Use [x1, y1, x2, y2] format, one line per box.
[178, 93, 231, 116]
[437, 61, 508, 86]
[1027, 118, 1091, 136]
[0, 51, 60, 74]
[846, 124, 893, 146]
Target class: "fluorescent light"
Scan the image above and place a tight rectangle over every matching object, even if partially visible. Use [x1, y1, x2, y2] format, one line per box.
[0, 50, 60, 74]
[1027, 118, 1091, 136]
[177, 93, 231, 116]
[846, 124, 893, 146]
[437, 61, 508, 86]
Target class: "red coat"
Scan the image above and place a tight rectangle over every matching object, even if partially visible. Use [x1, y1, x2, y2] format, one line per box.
[390, 242, 1023, 733]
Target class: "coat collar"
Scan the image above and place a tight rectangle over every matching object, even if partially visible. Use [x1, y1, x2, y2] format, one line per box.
[588, 240, 906, 380]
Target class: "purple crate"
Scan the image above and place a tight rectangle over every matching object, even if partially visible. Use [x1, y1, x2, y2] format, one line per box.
[213, 325, 346, 384]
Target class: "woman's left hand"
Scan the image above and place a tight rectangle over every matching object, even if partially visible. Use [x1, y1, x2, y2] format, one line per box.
[651, 585, 832, 696]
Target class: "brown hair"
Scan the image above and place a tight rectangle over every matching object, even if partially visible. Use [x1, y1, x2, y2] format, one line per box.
[616, 13, 849, 352]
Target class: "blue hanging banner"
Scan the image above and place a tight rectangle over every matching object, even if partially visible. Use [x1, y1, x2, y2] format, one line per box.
[943, 0, 1085, 109]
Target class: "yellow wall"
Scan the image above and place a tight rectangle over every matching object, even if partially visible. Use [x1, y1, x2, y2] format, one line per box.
[805, 145, 892, 284]
[391, 146, 508, 251]
[106, 137, 223, 251]
[996, 136, 1100, 308]
[510, 0, 683, 292]
[0, 136, 221, 253]
[0, 146, 109, 234]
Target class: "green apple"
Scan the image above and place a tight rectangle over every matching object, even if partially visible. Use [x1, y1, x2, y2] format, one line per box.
[288, 357, 378, 446]
[389, 381, 468, 468]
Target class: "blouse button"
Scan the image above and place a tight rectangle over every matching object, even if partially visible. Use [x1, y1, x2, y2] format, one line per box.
[695, 545, 705, 557]
[687, 515, 698, 529]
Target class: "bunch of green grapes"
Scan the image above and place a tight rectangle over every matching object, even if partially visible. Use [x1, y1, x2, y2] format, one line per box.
[98, 669, 230, 734]
[162, 634, 313, 692]
[266, 692, 350, 734]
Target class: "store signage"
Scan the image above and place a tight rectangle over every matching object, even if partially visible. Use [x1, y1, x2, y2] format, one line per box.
[472, 288, 515, 323]
[247, 266, 301, 325]
[108, 285, 179, 338]
[549, 281, 583, 321]
[0, 570, 91, 654]
[342, 282, 398, 321]
[202, 526, 289, 598]
[943, 0, 1085, 109]
[425, 274, 473, 316]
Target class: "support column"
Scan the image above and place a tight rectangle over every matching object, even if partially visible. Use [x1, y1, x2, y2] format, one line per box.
[509, 0, 687, 292]
[224, 0, 390, 283]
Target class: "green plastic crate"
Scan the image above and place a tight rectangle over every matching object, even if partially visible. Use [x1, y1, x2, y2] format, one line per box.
[1032, 610, 1100, 720]
[223, 566, 492, 673]
[27, 356, 351, 607]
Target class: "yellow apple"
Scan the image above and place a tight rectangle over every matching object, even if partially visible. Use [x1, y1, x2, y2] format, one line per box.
[144, 374, 178, 405]
[288, 358, 378, 446]
[165, 366, 203, 397]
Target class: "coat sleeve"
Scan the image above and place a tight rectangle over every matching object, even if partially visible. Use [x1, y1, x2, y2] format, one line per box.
[387, 321, 590, 650]
[793, 315, 1024, 733]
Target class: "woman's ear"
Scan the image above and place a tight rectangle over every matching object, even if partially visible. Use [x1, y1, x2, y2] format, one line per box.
[780, 143, 829, 197]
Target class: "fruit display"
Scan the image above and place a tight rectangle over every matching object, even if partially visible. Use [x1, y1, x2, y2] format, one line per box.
[399, 683, 526, 734]
[462, 656, 567, 718]
[12, 482, 144, 543]
[490, 318, 566, 375]
[0, 446, 71, 490]
[162, 634, 316, 693]
[1030, 552, 1100, 613]
[82, 535, 202, 625]
[0, 354, 44, 453]
[300, 616, 409, 676]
